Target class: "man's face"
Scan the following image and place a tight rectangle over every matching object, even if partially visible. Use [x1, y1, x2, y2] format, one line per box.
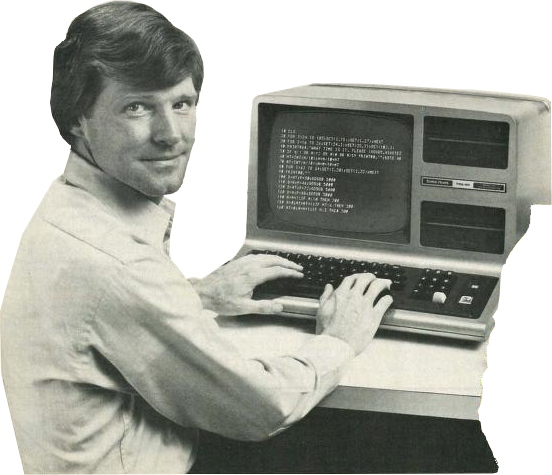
[75, 76, 197, 198]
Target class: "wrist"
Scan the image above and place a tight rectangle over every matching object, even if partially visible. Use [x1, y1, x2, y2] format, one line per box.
[188, 277, 217, 311]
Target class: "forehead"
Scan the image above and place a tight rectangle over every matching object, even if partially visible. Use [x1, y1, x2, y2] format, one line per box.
[95, 76, 197, 106]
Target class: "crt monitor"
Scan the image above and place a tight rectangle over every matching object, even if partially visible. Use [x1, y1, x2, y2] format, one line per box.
[257, 106, 413, 245]
[238, 84, 551, 341]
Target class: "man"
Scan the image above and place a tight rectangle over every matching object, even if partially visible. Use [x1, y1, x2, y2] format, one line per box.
[0, 2, 392, 473]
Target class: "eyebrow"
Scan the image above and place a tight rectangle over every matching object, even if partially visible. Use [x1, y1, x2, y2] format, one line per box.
[120, 92, 198, 102]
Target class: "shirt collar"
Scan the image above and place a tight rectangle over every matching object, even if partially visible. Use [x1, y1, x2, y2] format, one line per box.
[63, 151, 176, 253]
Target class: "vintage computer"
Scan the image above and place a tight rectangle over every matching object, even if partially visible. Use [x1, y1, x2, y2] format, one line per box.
[236, 84, 551, 341]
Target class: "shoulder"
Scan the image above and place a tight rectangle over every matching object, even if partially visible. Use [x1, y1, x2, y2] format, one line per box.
[26, 177, 154, 266]
[13, 176, 201, 324]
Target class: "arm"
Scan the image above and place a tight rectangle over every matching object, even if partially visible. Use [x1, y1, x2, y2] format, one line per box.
[90, 254, 390, 441]
[91, 255, 348, 440]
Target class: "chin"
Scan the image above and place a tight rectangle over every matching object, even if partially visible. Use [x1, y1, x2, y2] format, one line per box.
[142, 178, 184, 199]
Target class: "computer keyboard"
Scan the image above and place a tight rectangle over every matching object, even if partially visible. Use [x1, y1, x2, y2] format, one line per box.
[250, 250, 498, 320]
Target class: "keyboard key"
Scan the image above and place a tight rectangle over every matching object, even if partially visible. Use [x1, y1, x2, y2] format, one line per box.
[411, 288, 430, 300]
[432, 292, 447, 304]
[459, 295, 474, 305]
[391, 280, 405, 290]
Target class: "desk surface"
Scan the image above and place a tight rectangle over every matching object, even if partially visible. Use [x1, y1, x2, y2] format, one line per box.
[218, 315, 487, 420]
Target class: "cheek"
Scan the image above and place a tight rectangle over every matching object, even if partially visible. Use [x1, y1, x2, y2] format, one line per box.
[188, 114, 197, 137]
[88, 116, 152, 155]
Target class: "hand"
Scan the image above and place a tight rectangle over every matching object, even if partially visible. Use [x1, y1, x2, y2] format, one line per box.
[191, 254, 303, 316]
[316, 273, 393, 355]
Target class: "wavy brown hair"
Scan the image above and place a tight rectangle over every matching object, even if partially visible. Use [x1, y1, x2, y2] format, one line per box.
[51, 1, 204, 144]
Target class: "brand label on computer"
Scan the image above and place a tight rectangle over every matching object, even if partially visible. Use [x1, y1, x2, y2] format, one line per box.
[421, 176, 506, 193]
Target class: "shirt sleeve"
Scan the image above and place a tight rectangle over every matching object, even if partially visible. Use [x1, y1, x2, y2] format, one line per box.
[89, 253, 355, 441]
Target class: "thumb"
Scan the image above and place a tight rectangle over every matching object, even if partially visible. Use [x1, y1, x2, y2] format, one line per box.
[319, 283, 334, 307]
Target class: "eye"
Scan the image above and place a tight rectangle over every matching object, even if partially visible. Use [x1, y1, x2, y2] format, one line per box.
[173, 100, 193, 112]
[123, 102, 150, 116]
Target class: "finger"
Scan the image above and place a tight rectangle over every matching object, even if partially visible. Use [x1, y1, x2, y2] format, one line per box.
[248, 255, 303, 271]
[251, 267, 304, 285]
[364, 278, 392, 304]
[319, 283, 334, 306]
[241, 299, 284, 315]
[373, 294, 393, 315]
[335, 275, 356, 295]
[351, 273, 376, 294]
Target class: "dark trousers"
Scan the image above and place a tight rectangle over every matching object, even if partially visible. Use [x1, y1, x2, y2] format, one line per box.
[191, 408, 498, 473]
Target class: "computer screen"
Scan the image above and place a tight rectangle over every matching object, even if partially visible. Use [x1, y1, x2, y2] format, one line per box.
[257, 104, 414, 244]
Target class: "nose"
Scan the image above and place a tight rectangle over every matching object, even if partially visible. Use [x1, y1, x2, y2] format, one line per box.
[152, 111, 181, 147]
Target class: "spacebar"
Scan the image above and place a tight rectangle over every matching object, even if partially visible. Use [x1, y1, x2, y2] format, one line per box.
[254, 281, 324, 300]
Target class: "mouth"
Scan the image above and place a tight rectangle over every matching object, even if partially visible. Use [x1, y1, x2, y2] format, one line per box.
[143, 153, 184, 162]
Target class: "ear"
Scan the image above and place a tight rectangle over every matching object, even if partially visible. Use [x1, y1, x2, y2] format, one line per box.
[70, 117, 87, 140]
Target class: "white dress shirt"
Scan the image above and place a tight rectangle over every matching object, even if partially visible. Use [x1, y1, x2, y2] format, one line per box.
[0, 151, 354, 473]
